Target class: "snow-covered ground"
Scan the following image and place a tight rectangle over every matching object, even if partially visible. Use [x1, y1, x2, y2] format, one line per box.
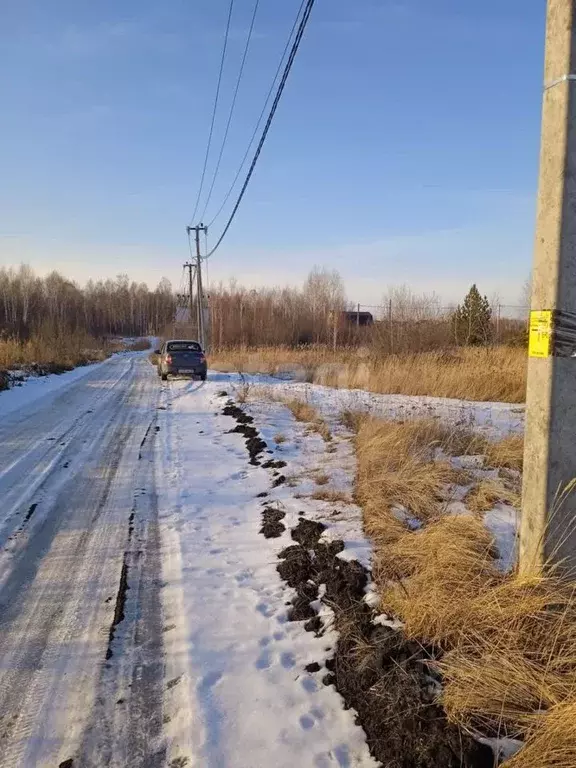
[0, 360, 524, 766]
[154, 377, 376, 768]
[0, 359, 376, 767]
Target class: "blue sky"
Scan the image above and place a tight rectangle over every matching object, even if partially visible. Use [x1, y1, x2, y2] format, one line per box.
[0, 0, 545, 305]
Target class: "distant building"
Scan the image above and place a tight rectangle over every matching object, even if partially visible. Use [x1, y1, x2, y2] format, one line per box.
[341, 310, 374, 327]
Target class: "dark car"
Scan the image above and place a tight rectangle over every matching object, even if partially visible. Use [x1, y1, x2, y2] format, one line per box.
[155, 340, 207, 381]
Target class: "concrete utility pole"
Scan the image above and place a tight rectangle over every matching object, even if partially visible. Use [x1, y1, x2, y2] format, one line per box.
[186, 224, 208, 350]
[520, 0, 576, 574]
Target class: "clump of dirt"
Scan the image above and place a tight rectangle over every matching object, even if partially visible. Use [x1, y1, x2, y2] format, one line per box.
[223, 403, 254, 424]
[262, 459, 287, 469]
[222, 402, 267, 464]
[291, 517, 326, 547]
[23, 502, 38, 525]
[277, 545, 313, 586]
[276, 518, 493, 768]
[260, 507, 286, 538]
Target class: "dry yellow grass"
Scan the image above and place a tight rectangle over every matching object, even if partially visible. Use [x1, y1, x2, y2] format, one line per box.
[283, 399, 317, 423]
[310, 488, 352, 504]
[439, 574, 576, 737]
[379, 515, 501, 637]
[485, 434, 524, 471]
[339, 409, 366, 433]
[466, 478, 521, 513]
[278, 398, 332, 442]
[355, 417, 479, 549]
[351, 414, 576, 764]
[315, 472, 330, 486]
[210, 345, 527, 402]
[309, 419, 332, 443]
[377, 512, 576, 749]
[0, 332, 111, 371]
[503, 702, 576, 767]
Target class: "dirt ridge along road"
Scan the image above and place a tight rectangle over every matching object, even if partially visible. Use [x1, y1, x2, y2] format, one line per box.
[0, 355, 165, 767]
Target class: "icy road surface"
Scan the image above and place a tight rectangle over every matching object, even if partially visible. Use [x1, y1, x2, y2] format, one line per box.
[0, 355, 375, 768]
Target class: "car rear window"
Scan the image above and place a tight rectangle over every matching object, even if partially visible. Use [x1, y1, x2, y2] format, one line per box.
[167, 342, 201, 352]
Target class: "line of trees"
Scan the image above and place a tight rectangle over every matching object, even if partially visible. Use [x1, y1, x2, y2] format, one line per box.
[203, 277, 525, 351]
[206, 267, 347, 348]
[0, 266, 176, 340]
[2, 264, 525, 352]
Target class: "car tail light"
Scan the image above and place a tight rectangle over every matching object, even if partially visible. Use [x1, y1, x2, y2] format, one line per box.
[200, 354, 206, 362]
[165, 354, 172, 364]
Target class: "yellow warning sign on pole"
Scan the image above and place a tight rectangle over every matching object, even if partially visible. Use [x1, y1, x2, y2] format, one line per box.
[529, 310, 553, 358]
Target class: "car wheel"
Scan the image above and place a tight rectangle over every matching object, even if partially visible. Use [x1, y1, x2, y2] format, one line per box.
[200, 372, 207, 381]
[161, 373, 168, 381]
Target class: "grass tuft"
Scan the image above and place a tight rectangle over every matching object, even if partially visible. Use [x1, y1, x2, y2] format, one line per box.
[465, 478, 520, 513]
[503, 702, 576, 767]
[485, 434, 524, 471]
[310, 488, 352, 504]
[279, 398, 332, 442]
[340, 409, 366, 433]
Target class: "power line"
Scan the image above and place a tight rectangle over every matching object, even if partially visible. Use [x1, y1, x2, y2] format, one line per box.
[189, 0, 235, 226]
[204, 0, 316, 259]
[207, 0, 307, 229]
[200, 0, 261, 222]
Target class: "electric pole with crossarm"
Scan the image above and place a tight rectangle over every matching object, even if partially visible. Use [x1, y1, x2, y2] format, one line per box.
[186, 224, 208, 350]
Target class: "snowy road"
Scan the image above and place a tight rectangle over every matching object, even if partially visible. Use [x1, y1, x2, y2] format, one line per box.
[0, 356, 375, 767]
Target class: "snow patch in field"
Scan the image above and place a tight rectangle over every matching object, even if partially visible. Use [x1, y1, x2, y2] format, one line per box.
[240, 378, 524, 441]
[209, 371, 524, 439]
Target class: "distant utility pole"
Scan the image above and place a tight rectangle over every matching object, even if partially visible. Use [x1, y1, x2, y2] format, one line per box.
[520, 0, 576, 574]
[183, 260, 196, 337]
[186, 224, 208, 350]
